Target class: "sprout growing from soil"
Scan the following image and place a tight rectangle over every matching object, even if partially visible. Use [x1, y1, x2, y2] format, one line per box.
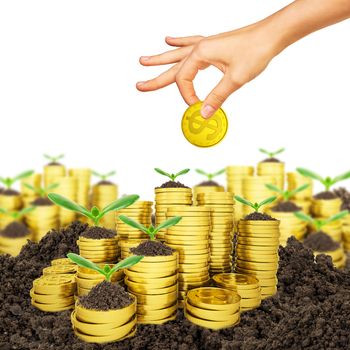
[92, 170, 116, 181]
[0, 207, 36, 220]
[67, 253, 144, 282]
[195, 168, 225, 181]
[0, 170, 34, 189]
[296, 168, 350, 191]
[118, 215, 182, 240]
[48, 193, 139, 226]
[294, 210, 349, 231]
[259, 148, 285, 159]
[234, 195, 277, 212]
[24, 183, 59, 198]
[265, 184, 310, 201]
[154, 168, 190, 182]
[44, 154, 64, 164]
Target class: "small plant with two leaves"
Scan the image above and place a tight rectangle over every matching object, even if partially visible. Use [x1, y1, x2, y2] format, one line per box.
[234, 195, 277, 213]
[0, 170, 34, 191]
[259, 148, 285, 160]
[24, 183, 60, 200]
[92, 170, 116, 183]
[44, 154, 64, 165]
[195, 168, 225, 184]
[265, 183, 310, 202]
[0, 206, 36, 221]
[296, 168, 350, 192]
[48, 193, 139, 226]
[154, 168, 190, 184]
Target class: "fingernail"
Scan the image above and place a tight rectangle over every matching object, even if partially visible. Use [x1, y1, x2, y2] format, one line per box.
[201, 104, 215, 119]
[137, 81, 146, 86]
[140, 56, 150, 61]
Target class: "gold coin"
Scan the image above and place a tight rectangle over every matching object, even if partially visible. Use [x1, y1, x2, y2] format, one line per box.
[240, 297, 261, 308]
[31, 300, 74, 312]
[43, 265, 77, 275]
[126, 274, 177, 287]
[213, 273, 259, 290]
[51, 258, 75, 266]
[181, 101, 228, 148]
[137, 312, 177, 324]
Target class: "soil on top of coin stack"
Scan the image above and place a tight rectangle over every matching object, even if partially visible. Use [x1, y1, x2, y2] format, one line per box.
[156, 181, 189, 189]
[261, 158, 281, 163]
[47, 162, 63, 166]
[130, 240, 174, 256]
[313, 191, 338, 200]
[96, 180, 114, 185]
[334, 187, 350, 210]
[242, 212, 277, 221]
[271, 201, 301, 212]
[0, 222, 30, 238]
[1, 188, 20, 196]
[197, 180, 220, 187]
[80, 226, 116, 239]
[31, 198, 54, 206]
[79, 281, 133, 311]
[303, 231, 340, 252]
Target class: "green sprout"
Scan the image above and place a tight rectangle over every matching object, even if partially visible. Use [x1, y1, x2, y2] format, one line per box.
[259, 148, 285, 159]
[67, 253, 144, 282]
[234, 195, 277, 212]
[265, 184, 310, 201]
[294, 210, 349, 231]
[154, 168, 190, 182]
[118, 215, 182, 240]
[296, 168, 350, 191]
[92, 170, 116, 181]
[48, 193, 139, 226]
[44, 154, 64, 163]
[195, 168, 225, 181]
[0, 207, 36, 220]
[24, 183, 59, 198]
[0, 170, 34, 189]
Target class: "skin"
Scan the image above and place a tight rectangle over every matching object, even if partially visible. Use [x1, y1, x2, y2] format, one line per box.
[137, 0, 350, 118]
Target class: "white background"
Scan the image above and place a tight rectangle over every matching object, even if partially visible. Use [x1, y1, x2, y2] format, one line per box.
[0, 0, 349, 199]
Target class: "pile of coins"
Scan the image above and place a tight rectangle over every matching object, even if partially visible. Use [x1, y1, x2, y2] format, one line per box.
[313, 247, 346, 268]
[184, 287, 240, 330]
[165, 206, 211, 306]
[72, 297, 137, 343]
[55, 176, 77, 226]
[342, 214, 350, 252]
[44, 164, 66, 187]
[235, 219, 280, 299]
[197, 192, 234, 274]
[21, 173, 42, 207]
[155, 187, 192, 240]
[125, 253, 178, 324]
[311, 197, 342, 218]
[257, 161, 285, 190]
[192, 184, 224, 205]
[0, 231, 31, 256]
[69, 169, 91, 208]
[78, 236, 119, 263]
[287, 172, 313, 213]
[31, 274, 76, 312]
[213, 273, 261, 312]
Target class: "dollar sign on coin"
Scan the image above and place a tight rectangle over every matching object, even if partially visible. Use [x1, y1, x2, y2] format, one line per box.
[181, 101, 228, 147]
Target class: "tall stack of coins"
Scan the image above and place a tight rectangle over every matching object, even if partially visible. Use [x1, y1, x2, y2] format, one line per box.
[213, 273, 261, 312]
[31, 275, 76, 312]
[0, 231, 31, 256]
[235, 219, 280, 299]
[226, 166, 254, 223]
[192, 185, 224, 205]
[311, 197, 342, 218]
[257, 161, 285, 190]
[287, 172, 313, 213]
[196, 192, 234, 275]
[155, 187, 192, 240]
[55, 176, 77, 226]
[92, 182, 118, 229]
[44, 164, 66, 187]
[125, 253, 178, 324]
[184, 287, 240, 330]
[165, 206, 211, 306]
[69, 169, 91, 209]
[21, 173, 42, 207]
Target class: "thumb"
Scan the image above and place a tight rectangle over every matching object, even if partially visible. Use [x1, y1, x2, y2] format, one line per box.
[201, 75, 240, 119]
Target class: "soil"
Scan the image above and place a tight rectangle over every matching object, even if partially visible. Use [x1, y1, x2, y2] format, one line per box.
[334, 187, 350, 211]
[0, 189, 20, 196]
[79, 281, 133, 311]
[80, 226, 116, 239]
[47, 162, 62, 166]
[313, 191, 339, 200]
[261, 158, 281, 163]
[0, 222, 30, 238]
[156, 181, 189, 189]
[97, 180, 114, 185]
[242, 212, 277, 221]
[31, 198, 53, 206]
[271, 201, 301, 212]
[130, 240, 174, 256]
[303, 231, 340, 252]
[197, 180, 220, 187]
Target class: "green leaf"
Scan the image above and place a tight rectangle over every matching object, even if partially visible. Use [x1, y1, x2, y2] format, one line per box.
[43, 154, 51, 161]
[67, 253, 104, 275]
[48, 193, 91, 217]
[91, 206, 100, 217]
[92, 170, 102, 177]
[24, 183, 36, 192]
[0, 208, 8, 214]
[265, 184, 283, 195]
[13, 170, 34, 182]
[332, 171, 350, 184]
[100, 194, 139, 217]
[154, 168, 171, 179]
[258, 196, 277, 208]
[105, 171, 116, 178]
[323, 210, 349, 226]
[259, 148, 269, 156]
[293, 211, 315, 224]
[195, 169, 208, 176]
[212, 168, 225, 177]
[118, 215, 149, 234]
[234, 195, 254, 209]
[17, 206, 36, 217]
[274, 148, 285, 156]
[103, 265, 111, 274]
[108, 255, 144, 276]
[296, 168, 324, 183]
[155, 216, 182, 233]
[47, 183, 59, 191]
[175, 168, 190, 178]
[288, 184, 310, 199]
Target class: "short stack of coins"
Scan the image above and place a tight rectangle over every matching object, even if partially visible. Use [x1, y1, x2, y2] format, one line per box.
[184, 287, 240, 330]
[31, 274, 76, 312]
[226, 166, 254, 224]
[69, 168, 91, 209]
[287, 172, 313, 213]
[196, 192, 234, 275]
[235, 218, 280, 299]
[193, 184, 224, 205]
[55, 176, 77, 226]
[213, 273, 261, 312]
[0, 210, 16, 230]
[92, 182, 118, 229]
[0, 192, 22, 229]
[257, 161, 285, 190]
[0, 230, 32, 256]
[165, 206, 211, 306]
[44, 164, 66, 187]
[311, 196, 342, 218]
[317, 219, 343, 242]
[342, 213, 350, 252]
[125, 253, 178, 324]
[155, 187, 192, 240]
[21, 173, 42, 207]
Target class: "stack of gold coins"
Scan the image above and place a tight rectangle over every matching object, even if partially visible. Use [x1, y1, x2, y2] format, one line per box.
[21, 173, 42, 207]
[318, 220, 343, 242]
[78, 236, 119, 264]
[31, 275, 76, 312]
[51, 257, 75, 266]
[311, 197, 342, 218]
[55, 176, 77, 226]
[42, 264, 77, 276]
[342, 214, 350, 252]
[235, 219, 280, 299]
[0, 192, 22, 229]
[287, 172, 313, 213]
[0, 211, 16, 230]
[165, 206, 210, 306]
[72, 296, 137, 343]
[0, 231, 31, 256]
[192, 185, 224, 205]
[125, 253, 178, 324]
[184, 287, 240, 330]
[196, 192, 234, 275]
[257, 161, 285, 190]
[92, 182, 118, 229]
[69, 169, 91, 209]
[213, 273, 261, 312]
[44, 164, 66, 187]
[155, 187, 192, 240]
[226, 166, 254, 224]
[313, 247, 346, 268]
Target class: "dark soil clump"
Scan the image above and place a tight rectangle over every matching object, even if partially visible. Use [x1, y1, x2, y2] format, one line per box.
[197, 180, 220, 187]
[271, 201, 301, 212]
[0, 222, 29, 238]
[314, 191, 338, 200]
[79, 281, 133, 311]
[334, 187, 350, 210]
[243, 212, 277, 221]
[156, 181, 189, 189]
[80, 226, 116, 239]
[31, 197, 53, 206]
[0, 188, 20, 196]
[97, 180, 114, 185]
[261, 157, 281, 163]
[303, 231, 340, 252]
[47, 162, 63, 166]
[130, 240, 174, 256]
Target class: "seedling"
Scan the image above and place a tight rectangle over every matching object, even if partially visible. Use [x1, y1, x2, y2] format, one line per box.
[0, 207, 36, 220]
[92, 170, 116, 182]
[154, 168, 190, 182]
[118, 215, 182, 240]
[67, 253, 144, 282]
[24, 183, 59, 198]
[44, 154, 64, 164]
[0, 170, 34, 190]
[265, 184, 310, 201]
[234, 195, 277, 212]
[294, 210, 349, 232]
[195, 168, 225, 181]
[296, 168, 350, 192]
[48, 193, 139, 226]
[259, 148, 285, 159]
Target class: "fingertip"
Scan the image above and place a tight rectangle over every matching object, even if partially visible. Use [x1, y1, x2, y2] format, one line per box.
[139, 56, 150, 65]
[136, 81, 148, 91]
